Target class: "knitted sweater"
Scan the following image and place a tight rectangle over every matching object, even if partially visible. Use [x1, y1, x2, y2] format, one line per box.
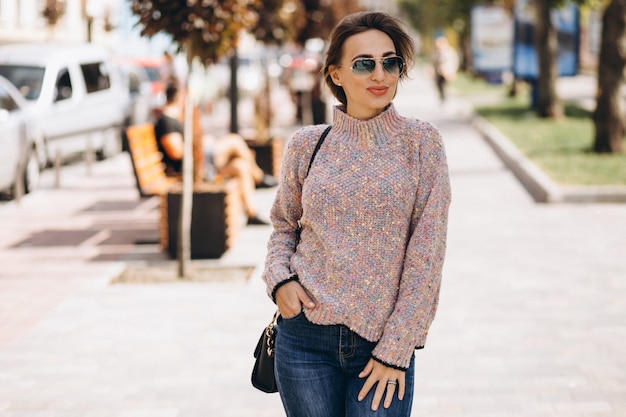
[262, 104, 451, 370]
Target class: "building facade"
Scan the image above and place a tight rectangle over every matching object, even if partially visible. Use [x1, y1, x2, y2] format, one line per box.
[0, 0, 118, 45]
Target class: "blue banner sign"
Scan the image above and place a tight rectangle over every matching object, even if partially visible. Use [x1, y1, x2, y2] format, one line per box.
[513, 0, 579, 79]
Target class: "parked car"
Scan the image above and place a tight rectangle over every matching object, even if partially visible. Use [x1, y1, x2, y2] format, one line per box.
[127, 57, 168, 113]
[0, 43, 128, 165]
[116, 61, 154, 153]
[0, 75, 43, 196]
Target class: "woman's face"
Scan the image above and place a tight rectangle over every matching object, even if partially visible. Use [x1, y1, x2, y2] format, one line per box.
[329, 29, 400, 120]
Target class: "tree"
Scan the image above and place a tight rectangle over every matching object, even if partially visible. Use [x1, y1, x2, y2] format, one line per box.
[398, 0, 513, 71]
[593, 0, 626, 153]
[129, 0, 345, 274]
[531, 0, 596, 119]
[532, 0, 564, 118]
[398, 0, 586, 119]
[250, 0, 303, 44]
[42, 0, 65, 39]
[130, 0, 260, 277]
[42, 0, 64, 26]
[131, 1, 256, 64]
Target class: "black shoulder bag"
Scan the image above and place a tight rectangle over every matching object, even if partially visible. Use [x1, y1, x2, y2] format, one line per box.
[251, 125, 332, 394]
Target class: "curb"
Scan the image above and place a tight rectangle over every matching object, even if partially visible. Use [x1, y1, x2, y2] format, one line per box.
[471, 115, 626, 204]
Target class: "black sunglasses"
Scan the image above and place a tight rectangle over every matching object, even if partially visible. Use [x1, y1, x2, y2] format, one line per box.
[350, 56, 404, 78]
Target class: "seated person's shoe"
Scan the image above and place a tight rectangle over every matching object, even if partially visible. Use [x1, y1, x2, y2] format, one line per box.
[256, 173, 278, 188]
[247, 215, 270, 226]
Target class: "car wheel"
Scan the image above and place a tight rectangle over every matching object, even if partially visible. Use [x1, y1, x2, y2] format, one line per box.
[23, 148, 41, 194]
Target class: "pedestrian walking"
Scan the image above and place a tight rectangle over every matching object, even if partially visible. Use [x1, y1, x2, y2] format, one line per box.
[262, 11, 451, 416]
[431, 36, 459, 103]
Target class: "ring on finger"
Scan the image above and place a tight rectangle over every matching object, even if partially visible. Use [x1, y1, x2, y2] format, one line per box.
[387, 380, 397, 386]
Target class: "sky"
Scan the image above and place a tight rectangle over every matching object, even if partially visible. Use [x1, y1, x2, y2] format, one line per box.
[111, 0, 173, 58]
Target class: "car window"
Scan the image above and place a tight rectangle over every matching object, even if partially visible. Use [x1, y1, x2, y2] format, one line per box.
[81, 62, 111, 93]
[142, 65, 161, 82]
[0, 85, 19, 111]
[55, 69, 73, 101]
[0, 65, 45, 100]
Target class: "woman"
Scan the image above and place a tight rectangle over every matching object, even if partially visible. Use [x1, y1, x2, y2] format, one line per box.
[262, 11, 451, 416]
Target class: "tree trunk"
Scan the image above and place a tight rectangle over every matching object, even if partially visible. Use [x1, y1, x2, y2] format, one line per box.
[177, 48, 195, 279]
[229, 50, 239, 134]
[533, 0, 563, 118]
[593, 0, 626, 153]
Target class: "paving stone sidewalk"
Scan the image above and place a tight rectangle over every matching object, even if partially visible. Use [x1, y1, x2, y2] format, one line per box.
[0, 68, 624, 417]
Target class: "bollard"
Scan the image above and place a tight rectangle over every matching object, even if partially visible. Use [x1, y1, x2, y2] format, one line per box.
[14, 161, 24, 203]
[54, 150, 61, 189]
[85, 135, 95, 175]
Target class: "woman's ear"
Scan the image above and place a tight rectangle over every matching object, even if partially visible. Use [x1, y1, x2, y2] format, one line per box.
[328, 65, 342, 86]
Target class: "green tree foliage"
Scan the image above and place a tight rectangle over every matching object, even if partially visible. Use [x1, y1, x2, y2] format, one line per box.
[398, 0, 493, 70]
[398, 0, 484, 45]
[398, 0, 589, 45]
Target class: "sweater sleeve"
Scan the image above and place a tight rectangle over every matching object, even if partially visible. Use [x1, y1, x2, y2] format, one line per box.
[372, 122, 451, 369]
[261, 126, 327, 300]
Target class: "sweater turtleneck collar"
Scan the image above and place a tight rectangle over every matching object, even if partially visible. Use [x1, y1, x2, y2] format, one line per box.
[332, 103, 404, 147]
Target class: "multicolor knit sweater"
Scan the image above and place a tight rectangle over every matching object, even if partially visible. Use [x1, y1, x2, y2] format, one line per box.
[262, 104, 451, 370]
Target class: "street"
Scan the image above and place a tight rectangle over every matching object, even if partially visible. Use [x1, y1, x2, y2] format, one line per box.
[0, 67, 624, 416]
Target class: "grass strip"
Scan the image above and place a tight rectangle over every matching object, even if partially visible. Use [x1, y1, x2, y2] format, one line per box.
[453, 74, 626, 186]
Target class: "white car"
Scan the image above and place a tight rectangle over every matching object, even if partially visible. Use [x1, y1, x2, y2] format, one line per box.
[0, 75, 43, 196]
[0, 43, 128, 165]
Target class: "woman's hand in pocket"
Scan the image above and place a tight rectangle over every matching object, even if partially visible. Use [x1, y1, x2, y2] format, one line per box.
[275, 280, 315, 318]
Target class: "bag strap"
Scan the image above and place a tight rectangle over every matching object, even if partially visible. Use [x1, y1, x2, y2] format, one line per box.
[296, 125, 332, 243]
[306, 125, 332, 177]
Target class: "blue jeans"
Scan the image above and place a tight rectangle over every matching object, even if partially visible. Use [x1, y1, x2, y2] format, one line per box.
[274, 312, 415, 417]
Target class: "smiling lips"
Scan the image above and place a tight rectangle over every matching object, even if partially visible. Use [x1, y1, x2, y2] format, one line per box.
[367, 86, 389, 96]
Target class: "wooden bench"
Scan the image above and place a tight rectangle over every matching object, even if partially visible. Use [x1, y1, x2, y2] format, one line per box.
[125, 123, 178, 197]
[125, 123, 243, 258]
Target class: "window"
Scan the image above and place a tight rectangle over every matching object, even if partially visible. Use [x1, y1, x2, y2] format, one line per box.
[0, 65, 45, 100]
[81, 62, 111, 93]
[55, 69, 72, 101]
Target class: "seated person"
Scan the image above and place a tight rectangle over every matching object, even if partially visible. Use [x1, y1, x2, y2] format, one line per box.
[154, 84, 277, 225]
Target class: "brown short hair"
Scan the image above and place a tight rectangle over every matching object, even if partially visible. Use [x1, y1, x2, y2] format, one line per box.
[323, 12, 415, 107]
[165, 83, 179, 104]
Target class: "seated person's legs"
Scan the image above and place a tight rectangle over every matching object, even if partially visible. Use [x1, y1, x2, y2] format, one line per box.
[212, 133, 277, 188]
[218, 157, 268, 225]
[202, 133, 276, 225]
